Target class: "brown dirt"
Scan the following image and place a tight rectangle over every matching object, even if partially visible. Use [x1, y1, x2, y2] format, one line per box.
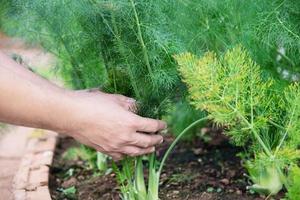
[49, 132, 284, 200]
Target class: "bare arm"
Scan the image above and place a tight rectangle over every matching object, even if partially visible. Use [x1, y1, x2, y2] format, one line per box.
[0, 51, 165, 160]
[0, 51, 70, 130]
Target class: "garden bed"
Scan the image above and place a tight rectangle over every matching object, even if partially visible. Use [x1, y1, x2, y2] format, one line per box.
[49, 131, 284, 200]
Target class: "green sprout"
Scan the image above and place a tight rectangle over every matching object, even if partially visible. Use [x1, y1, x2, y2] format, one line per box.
[58, 186, 77, 199]
[113, 117, 208, 200]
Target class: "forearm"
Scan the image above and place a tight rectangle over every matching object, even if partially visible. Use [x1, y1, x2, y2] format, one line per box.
[0, 52, 62, 92]
[0, 51, 74, 133]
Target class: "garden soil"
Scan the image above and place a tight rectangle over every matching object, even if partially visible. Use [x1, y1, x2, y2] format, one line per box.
[50, 131, 284, 200]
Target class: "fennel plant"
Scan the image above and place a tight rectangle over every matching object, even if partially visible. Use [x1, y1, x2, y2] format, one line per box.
[176, 46, 300, 196]
[3, 0, 300, 198]
[2, 1, 183, 198]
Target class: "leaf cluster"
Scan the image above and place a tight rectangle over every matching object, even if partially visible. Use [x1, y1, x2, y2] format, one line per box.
[2, 0, 182, 118]
[2, 0, 300, 197]
[286, 166, 300, 200]
[164, 0, 300, 76]
[177, 46, 274, 146]
[3, 0, 300, 115]
[2, 1, 300, 142]
[7, 0, 109, 89]
[176, 46, 300, 195]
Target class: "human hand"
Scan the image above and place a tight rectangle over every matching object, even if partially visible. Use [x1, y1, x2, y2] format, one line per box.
[0, 52, 164, 161]
[72, 88, 138, 112]
[64, 90, 166, 160]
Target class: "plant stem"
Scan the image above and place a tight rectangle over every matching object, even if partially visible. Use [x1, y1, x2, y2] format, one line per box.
[276, 14, 300, 40]
[221, 95, 272, 157]
[274, 105, 296, 155]
[239, 112, 272, 157]
[268, 119, 285, 130]
[96, 152, 108, 172]
[246, 63, 273, 156]
[112, 67, 117, 92]
[100, 8, 141, 99]
[157, 116, 209, 176]
[111, 12, 141, 99]
[148, 153, 159, 200]
[135, 157, 147, 198]
[129, 0, 154, 79]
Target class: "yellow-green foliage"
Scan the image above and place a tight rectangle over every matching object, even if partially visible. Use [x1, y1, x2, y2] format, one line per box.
[176, 46, 300, 196]
[176, 46, 275, 146]
[284, 84, 300, 149]
[287, 166, 300, 200]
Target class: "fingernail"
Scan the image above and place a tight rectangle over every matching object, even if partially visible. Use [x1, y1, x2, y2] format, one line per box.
[126, 98, 136, 103]
[159, 138, 164, 144]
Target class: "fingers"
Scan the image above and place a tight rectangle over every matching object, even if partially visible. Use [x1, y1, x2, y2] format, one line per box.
[101, 92, 138, 113]
[121, 146, 155, 157]
[125, 98, 138, 113]
[74, 133, 158, 159]
[88, 88, 101, 92]
[113, 94, 137, 113]
[87, 142, 124, 161]
[76, 88, 101, 93]
[129, 132, 163, 148]
[73, 134, 124, 161]
[109, 153, 124, 161]
[85, 89, 138, 112]
[135, 116, 167, 133]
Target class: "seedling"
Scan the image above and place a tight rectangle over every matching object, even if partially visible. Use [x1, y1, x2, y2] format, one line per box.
[58, 186, 77, 199]
[63, 145, 108, 173]
[113, 115, 208, 200]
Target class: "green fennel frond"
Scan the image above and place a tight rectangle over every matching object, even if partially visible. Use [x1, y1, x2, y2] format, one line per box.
[176, 46, 274, 148]
[176, 46, 300, 196]
[283, 83, 300, 149]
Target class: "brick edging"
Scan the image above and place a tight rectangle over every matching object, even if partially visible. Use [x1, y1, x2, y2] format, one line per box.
[13, 130, 58, 200]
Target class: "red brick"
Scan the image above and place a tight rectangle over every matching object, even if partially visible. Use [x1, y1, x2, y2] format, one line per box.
[32, 137, 57, 153]
[13, 154, 32, 190]
[0, 127, 33, 158]
[27, 166, 49, 189]
[26, 139, 39, 153]
[30, 151, 54, 170]
[13, 189, 26, 200]
[26, 186, 51, 200]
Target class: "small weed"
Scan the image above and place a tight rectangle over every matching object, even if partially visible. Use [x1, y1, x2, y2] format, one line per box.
[58, 186, 76, 199]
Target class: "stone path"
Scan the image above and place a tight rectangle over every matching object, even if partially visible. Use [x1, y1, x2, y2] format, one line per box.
[13, 130, 57, 200]
[0, 127, 33, 200]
